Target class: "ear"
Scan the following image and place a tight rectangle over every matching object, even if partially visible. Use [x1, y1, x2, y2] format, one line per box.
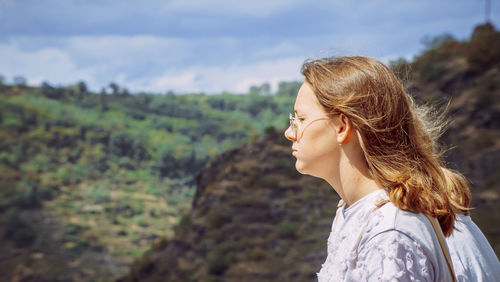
[336, 113, 352, 144]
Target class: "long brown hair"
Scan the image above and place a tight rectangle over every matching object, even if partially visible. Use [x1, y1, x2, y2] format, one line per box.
[301, 56, 471, 236]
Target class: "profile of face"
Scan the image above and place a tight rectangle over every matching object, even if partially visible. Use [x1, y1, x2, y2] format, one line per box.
[284, 82, 344, 180]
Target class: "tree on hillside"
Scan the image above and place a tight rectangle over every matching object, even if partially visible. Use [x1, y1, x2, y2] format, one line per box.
[207, 96, 229, 111]
[249, 83, 271, 96]
[421, 33, 456, 50]
[0, 74, 5, 91]
[100, 88, 109, 112]
[109, 82, 120, 96]
[13, 76, 27, 87]
[276, 81, 301, 98]
[77, 81, 87, 94]
[122, 88, 130, 96]
[41, 82, 64, 99]
[467, 23, 500, 73]
[75, 81, 87, 102]
[109, 132, 149, 162]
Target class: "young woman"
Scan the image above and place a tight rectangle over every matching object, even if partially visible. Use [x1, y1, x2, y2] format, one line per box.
[284, 56, 497, 281]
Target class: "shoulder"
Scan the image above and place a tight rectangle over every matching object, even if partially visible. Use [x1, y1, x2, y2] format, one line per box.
[359, 201, 452, 277]
[448, 215, 474, 241]
[361, 201, 437, 250]
[448, 215, 495, 250]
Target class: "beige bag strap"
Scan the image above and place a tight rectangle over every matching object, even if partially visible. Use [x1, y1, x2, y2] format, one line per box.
[424, 214, 457, 282]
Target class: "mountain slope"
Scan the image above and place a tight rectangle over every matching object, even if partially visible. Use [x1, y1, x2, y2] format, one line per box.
[120, 131, 339, 281]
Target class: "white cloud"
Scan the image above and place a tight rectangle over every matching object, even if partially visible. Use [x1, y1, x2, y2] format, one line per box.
[0, 35, 193, 90]
[65, 35, 189, 62]
[0, 39, 104, 87]
[222, 58, 304, 93]
[123, 57, 304, 94]
[0, 35, 306, 93]
[149, 72, 199, 93]
[0, 33, 431, 94]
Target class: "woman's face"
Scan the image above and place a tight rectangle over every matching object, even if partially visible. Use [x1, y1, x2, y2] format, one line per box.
[284, 82, 341, 179]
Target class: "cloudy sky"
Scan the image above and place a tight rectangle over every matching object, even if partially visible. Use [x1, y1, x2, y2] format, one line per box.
[0, 0, 498, 94]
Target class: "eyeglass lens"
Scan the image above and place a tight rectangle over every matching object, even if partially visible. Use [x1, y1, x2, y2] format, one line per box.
[289, 113, 297, 137]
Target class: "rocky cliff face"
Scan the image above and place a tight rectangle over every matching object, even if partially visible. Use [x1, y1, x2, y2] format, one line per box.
[119, 132, 340, 281]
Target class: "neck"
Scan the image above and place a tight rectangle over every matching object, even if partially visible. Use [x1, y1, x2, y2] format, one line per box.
[325, 160, 382, 207]
[321, 127, 382, 207]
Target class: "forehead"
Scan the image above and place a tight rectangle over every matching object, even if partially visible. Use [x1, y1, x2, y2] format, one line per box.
[294, 82, 325, 114]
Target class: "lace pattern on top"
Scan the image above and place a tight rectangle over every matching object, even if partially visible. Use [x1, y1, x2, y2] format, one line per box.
[317, 192, 435, 282]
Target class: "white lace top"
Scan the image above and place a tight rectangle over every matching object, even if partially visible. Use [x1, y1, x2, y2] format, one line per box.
[317, 189, 452, 282]
[447, 214, 500, 282]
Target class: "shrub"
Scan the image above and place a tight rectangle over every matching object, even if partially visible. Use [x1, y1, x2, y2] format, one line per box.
[155, 149, 205, 178]
[118, 157, 136, 170]
[66, 223, 88, 235]
[145, 183, 163, 196]
[264, 126, 277, 136]
[249, 247, 267, 261]
[255, 175, 279, 188]
[474, 75, 500, 107]
[207, 253, 228, 275]
[80, 143, 109, 175]
[174, 210, 192, 235]
[41, 82, 64, 99]
[152, 117, 173, 131]
[133, 216, 148, 227]
[109, 132, 150, 162]
[56, 164, 84, 185]
[2, 208, 37, 247]
[0, 152, 18, 168]
[1, 180, 42, 210]
[125, 107, 147, 120]
[85, 185, 110, 203]
[207, 209, 232, 228]
[278, 220, 298, 238]
[135, 252, 155, 274]
[153, 236, 169, 250]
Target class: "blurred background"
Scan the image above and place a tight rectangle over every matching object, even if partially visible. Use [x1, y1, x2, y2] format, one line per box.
[0, 1, 499, 281]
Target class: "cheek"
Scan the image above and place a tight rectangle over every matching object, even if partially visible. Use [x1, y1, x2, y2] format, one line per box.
[295, 128, 339, 173]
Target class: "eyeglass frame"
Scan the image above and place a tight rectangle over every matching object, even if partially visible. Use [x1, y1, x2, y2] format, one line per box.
[289, 112, 337, 141]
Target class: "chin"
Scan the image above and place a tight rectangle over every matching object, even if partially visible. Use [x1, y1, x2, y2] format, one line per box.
[295, 161, 311, 175]
[295, 163, 304, 174]
[295, 161, 324, 179]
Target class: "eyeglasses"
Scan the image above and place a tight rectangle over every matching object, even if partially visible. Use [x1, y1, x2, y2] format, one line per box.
[289, 112, 333, 141]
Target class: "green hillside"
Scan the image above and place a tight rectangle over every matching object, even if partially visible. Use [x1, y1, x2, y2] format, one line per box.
[0, 79, 300, 281]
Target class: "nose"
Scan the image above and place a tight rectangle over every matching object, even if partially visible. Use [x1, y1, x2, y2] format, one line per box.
[284, 126, 296, 142]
